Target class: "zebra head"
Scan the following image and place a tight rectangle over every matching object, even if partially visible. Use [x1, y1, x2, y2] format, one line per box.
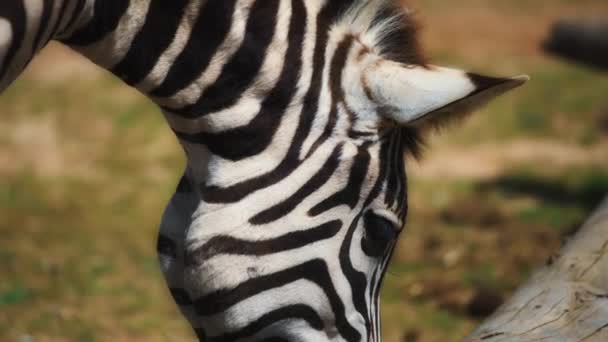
[168, 1, 528, 341]
[0, 0, 526, 340]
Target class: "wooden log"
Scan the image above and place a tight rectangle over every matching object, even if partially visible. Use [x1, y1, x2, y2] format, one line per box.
[466, 197, 608, 342]
[543, 19, 608, 70]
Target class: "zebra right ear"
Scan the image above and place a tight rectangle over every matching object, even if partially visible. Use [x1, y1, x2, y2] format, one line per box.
[363, 61, 528, 128]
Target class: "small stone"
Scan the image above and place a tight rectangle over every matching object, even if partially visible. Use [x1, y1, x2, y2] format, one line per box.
[408, 283, 424, 298]
[19, 335, 34, 342]
[443, 248, 463, 268]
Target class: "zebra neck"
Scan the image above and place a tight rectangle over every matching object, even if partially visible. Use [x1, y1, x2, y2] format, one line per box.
[0, 0, 100, 91]
[62, 0, 313, 166]
[59, 0, 152, 76]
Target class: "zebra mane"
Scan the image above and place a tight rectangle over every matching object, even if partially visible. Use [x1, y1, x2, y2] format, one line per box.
[336, 0, 429, 160]
[337, 0, 427, 65]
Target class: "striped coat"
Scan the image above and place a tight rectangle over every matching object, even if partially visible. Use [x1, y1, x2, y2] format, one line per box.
[0, 0, 526, 340]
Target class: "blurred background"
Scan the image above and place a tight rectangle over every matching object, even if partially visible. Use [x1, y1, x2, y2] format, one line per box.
[1, 0, 608, 341]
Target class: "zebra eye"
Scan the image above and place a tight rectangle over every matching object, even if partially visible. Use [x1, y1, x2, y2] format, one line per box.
[361, 211, 399, 257]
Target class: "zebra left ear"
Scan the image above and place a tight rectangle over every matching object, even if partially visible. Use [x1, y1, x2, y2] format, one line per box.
[363, 61, 529, 127]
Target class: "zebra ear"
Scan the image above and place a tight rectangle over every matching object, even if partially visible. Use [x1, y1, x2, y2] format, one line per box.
[364, 61, 528, 127]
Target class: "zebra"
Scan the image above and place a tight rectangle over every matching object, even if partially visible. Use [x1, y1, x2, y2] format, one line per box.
[0, 0, 528, 341]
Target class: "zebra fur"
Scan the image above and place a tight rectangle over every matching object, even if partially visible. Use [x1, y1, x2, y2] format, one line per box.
[0, 1, 527, 341]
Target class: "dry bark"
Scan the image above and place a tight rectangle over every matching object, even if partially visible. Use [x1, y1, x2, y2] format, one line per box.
[466, 197, 608, 342]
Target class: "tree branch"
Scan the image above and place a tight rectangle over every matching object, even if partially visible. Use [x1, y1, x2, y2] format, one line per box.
[467, 197, 608, 342]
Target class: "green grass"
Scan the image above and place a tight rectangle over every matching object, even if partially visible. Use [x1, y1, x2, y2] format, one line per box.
[0, 284, 32, 307]
[517, 205, 585, 229]
[423, 309, 460, 333]
[0, 72, 190, 340]
[461, 263, 499, 289]
[450, 63, 608, 143]
[0, 172, 192, 340]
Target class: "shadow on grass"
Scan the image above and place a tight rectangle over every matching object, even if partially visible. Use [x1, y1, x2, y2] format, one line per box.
[438, 167, 608, 235]
[477, 169, 608, 212]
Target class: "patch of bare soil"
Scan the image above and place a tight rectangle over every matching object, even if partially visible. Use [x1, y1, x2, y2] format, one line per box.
[411, 139, 608, 180]
[411, 1, 608, 68]
[0, 114, 114, 178]
[0, 117, 64, 176]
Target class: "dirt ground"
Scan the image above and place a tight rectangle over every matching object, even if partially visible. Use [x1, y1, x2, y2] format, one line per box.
[1, 1, 608, 341]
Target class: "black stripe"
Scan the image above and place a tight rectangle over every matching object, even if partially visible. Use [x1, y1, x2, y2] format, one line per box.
[391, 132, 404, 209]
[249, 145, 342, 225]
[368, 261, 384, 342]
[48, 0, 72, 39]
[170, 287, 193, 306]
[61, 0, 129, 46]
[194, 328, 207, 342]
[309, 145, 371, 217]
[165, 0, 280, 118]
[395, 130, 408, 219]
[200, 0, 354, 204]
[336, 140, 390, 335]
[365, 226, 400, 341]
[31, 0, 54, 52]
[339, 213, 371, 333]
[60, 0, 86, 38]
[186, 220, 342, 266]
[383, 130, 399, 207]
[375, 136, 391, 210]
[207, 304, 324, 342]
[346, 133, 402, 337]
[111, 0, 189, 85]
[193, 259, 360, 341]
[150, 0, 239, 97]
[305, 36, 353, 158]
[0, 1, 26, 80]
[157, 234, 178, 258]
[174, 0, 307, 161]
[368, 263, 380, 304]
[349, 130, 375, 139]
[381, 129, 408, 218]
[176, 175, 192, 193]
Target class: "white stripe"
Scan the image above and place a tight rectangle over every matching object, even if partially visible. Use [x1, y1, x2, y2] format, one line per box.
[201, 280, 334, 338]
[53, 0, 91, 39]
[71, 0, 150, 69]
[135, 0, 205, 93]
[163, 95, 263, 133]
[183, 0, 321, 190]
[300, 24, 347, 159]
[3, 0, 44, 85]
[200, 0, 292, 131]
[34, 0, 67, 51]
[151, 0, 256, 107]
[187, 147, 343, 241]
[165, 0, 293, 133]
[187, 143, 376, 244]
